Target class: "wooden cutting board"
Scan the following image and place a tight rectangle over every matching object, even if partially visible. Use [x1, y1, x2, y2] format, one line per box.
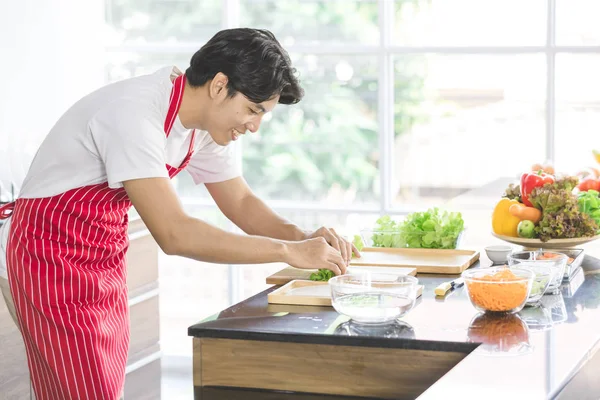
[266, 265, 417, 285]
[267, 280, 424, 307]
[349, 247, 480, 274]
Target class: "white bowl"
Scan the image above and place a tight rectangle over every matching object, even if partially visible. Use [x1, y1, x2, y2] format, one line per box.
[485, 245, 513, 264]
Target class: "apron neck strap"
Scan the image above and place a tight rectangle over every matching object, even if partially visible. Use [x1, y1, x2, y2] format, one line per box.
[164, 74, 186, 137]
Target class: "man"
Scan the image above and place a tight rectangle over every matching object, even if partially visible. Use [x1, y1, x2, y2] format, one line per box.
[0, 28, 360, 400]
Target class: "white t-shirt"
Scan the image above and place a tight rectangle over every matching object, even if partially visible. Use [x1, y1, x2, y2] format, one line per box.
[0, 66, 241, 278]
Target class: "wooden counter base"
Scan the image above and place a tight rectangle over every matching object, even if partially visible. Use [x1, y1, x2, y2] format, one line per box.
[193, 337, 467, 399]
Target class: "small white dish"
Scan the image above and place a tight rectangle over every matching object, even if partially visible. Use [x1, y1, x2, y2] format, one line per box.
[485, 245, 513, 264]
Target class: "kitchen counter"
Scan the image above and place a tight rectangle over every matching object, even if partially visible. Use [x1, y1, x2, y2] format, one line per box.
[188, 177, 600, 399]
[188, 251, 600, 399]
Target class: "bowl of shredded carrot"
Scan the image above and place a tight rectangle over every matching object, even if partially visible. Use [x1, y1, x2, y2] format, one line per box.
[462, 267, 534, 313]
[467, 312, 531, 356]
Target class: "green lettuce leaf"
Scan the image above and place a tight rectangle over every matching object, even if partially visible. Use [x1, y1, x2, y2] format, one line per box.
[309, 269, 335, 281]
[529, 185, 572, 213]
[578, 190, 600, 231]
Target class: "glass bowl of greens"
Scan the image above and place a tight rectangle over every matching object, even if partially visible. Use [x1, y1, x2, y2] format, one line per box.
[507, 263, 553, 305]
[360, 208, 465, 249]
[507, 251, 568, 294]
[329, 272, 419, 325]
[360, 229, 465, 249]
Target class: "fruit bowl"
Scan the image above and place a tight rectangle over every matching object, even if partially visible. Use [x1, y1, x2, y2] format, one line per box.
[492, 232, 600, 249]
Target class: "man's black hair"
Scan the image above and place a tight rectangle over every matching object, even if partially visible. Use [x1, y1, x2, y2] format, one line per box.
[186, 28, 304, 105]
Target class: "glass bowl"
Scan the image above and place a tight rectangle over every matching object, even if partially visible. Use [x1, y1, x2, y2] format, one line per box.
[507, 251, 568, 294]
[360, 229, 464, 249]
[547, 248, 584, 279]
[508, 263, 553, 305]
[328, 272, 419, 325]
[462, 267, 534, 314]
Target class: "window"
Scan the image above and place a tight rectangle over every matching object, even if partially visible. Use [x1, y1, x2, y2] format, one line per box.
[242, 54, 379, 205]
[556, 0, 600, 46]
[555, 54, 600, 172]
[393, 0, 547, 46]
[105, 0, 222, 44]
[239, 0, 379, 46]
[104, 0, 600, 320]
[392, 54, 547, 207]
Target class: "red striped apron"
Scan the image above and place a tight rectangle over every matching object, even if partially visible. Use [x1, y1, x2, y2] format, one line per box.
[0, 74, 195, 400]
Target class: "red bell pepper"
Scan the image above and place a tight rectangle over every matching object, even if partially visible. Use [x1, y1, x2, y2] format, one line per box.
[520, 171, 555, 207]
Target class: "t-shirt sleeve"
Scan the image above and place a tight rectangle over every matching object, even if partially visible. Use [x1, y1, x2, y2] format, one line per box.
[186, 137, 241, 184]
[89, 101, 169, 189]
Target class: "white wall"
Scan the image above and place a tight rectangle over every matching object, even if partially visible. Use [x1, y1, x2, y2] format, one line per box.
[0, 0, 105, 198]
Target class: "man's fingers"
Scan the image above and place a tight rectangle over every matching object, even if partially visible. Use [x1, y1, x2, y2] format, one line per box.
[330, 228, 348, 264]
[329, 251, 347, 275]
[337, 236, 351, 265]
[351, 243, 362, 258]
[338, 237, 348, 265]
[324, 231, 341, 255]
[346, 240, 353, 264]
[327, 262, 342, 276]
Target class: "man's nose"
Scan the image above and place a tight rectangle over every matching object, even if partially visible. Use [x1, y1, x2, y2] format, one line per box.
[246, 116, 262, 133]
[246, 120, 260, 133]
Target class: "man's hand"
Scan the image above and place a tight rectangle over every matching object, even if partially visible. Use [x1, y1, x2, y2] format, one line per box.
[305, 227, 361, 266]
[284, 238, 348, 275]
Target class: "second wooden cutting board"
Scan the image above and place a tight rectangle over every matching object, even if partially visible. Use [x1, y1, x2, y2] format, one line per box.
[267, 280, 425, 307]
[349, 247, 480, 274]
[266, 265, 417, 285]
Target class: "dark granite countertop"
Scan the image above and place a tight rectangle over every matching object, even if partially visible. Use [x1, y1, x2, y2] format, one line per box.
[189, 253, 600, 399]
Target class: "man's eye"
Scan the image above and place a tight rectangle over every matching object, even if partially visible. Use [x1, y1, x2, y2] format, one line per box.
[249, 108, 258, 115]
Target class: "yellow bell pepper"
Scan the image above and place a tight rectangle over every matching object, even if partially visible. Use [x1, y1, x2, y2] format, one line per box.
[492, 198, 521, 237]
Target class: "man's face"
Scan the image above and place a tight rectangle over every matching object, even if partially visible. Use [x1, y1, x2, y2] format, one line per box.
[205, 81, 279, 146]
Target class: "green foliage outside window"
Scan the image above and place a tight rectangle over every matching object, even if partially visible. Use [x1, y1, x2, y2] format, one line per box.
[106, 0, 427, 203]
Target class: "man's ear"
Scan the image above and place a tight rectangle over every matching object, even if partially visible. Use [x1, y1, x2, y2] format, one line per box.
[209, 72, 229, 99]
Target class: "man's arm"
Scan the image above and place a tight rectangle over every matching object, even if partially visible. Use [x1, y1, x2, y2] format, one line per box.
[123, 177, 346, 273]
[205, 177, 307, 241]
[205, 177, 360, 264]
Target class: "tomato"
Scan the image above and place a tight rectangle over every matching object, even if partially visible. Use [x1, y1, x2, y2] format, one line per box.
[577, 178, 600, 192]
